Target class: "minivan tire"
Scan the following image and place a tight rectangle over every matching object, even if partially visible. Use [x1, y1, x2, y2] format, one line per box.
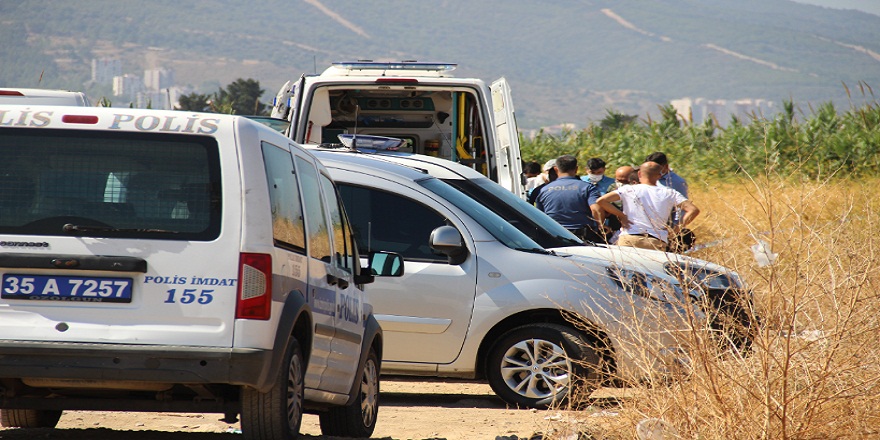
[486, 323, 601, 409]
[240, 337, 305, 440]
[0, 408, 63, 428]
[318, 347, 380, 438]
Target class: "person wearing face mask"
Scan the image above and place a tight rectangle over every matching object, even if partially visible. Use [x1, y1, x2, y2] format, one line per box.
[581, 157, 615, 194]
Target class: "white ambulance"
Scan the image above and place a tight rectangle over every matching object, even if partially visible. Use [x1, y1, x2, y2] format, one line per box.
[270, 61, 525, 198]
[0, 105, 403, 439]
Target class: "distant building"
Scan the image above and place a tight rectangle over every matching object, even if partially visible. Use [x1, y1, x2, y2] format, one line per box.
[143, 68, 174, 92]
[113, 74, 143, 99]
[136, 86, 185, 110]
[91, 58, 122, 85]
[671, 97, 776, 126]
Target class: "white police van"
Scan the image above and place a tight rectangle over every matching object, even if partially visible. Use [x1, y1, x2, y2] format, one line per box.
[270, 61, 525, 198]
[0, 106, 403, 439]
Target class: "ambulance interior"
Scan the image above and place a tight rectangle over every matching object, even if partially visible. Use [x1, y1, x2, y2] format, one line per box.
[304, 86, 492, 178]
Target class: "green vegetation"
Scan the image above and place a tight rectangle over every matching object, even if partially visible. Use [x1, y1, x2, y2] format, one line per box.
[521, 85, 880, 180]
[176, 78, 267, 115]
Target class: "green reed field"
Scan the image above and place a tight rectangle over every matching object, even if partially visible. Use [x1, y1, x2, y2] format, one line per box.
[521, 92, 880, 438]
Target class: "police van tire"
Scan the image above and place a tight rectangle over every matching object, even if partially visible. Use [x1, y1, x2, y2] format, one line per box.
[240, 337, 305, 440]
[0, 408, 63, 428]
[486, 323, 601, 409]
[318, 347, 380, 438]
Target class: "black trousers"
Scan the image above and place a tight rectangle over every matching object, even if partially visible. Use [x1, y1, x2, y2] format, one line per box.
[568, 226, 606, 244]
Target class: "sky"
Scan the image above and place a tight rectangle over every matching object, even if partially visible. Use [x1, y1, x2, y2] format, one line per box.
[789, 0, 880, 16]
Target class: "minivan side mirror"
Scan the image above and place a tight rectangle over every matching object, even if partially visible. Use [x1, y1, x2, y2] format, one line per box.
[429, 225, 468, 265]
[355, 251, 405, 285]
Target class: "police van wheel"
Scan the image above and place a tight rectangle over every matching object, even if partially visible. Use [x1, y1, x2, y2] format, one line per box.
[240, 337, 304, 440]
[0, 409, 62, 428]
[318, 347, 380, 438]
[486, 323, 601, 409]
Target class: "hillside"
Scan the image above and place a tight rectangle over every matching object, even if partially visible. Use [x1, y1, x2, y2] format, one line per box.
[2, 0, 879, 129]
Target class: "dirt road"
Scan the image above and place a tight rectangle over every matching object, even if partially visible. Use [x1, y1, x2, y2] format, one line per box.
[0, 379, 626, 440]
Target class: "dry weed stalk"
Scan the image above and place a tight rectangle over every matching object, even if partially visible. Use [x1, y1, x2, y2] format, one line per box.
[592, 177, 880, 439]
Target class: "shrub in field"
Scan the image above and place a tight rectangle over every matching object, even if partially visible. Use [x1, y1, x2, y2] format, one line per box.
[557, 177, 880, 439]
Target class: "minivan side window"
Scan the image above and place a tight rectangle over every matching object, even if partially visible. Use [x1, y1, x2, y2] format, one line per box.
[261, 142, 306, 252]
[319, 174, 354, 273]
[337, 184, 447, 263]
[294, 156, 332, 263]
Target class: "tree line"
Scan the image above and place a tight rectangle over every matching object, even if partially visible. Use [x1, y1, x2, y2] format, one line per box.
[176, 78, 268, 116]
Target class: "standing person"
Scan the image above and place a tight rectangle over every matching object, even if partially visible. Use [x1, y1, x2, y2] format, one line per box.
[524, 160, 546, 196]
[594, 161, 700, 251]
[645, 151, 693, 250]
[535, 155, 604, 243]
[603, 165, 636, 236]
[523, 161, 541, 180]
[612, 165, 635, 189]
[645, 152, 687, 197]
[581, 157, 615, 194]
[527, 159, 557, 204]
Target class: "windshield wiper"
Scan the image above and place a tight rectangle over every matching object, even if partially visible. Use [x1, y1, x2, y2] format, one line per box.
[515, 247, 556, 256]
[62, 223, 178, 234]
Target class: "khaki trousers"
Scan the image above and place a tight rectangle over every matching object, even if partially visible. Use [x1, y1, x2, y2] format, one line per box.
[617, 233, 667, 251]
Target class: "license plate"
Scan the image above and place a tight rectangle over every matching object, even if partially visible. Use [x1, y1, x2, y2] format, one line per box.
[1, 274, 133, 303]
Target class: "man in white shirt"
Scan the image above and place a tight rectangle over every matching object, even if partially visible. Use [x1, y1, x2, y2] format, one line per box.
[593, 161, 700, 251]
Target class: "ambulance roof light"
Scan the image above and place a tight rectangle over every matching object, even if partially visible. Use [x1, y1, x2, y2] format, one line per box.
[332, 61, 457, 72]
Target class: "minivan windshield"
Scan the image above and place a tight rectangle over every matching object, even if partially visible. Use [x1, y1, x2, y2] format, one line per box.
[441, 177, 587, 248]
[418, 178, 546, 253]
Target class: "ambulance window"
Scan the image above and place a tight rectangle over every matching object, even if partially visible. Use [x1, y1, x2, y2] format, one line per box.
[261, 142, 306, 253]
[319, 174, 354, 273]
[294, 156, 332, 263]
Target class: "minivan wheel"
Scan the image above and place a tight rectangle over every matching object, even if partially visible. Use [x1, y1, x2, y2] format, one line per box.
[240, 337, 304, 440]
[319, 347, 380, 438]
[486, 323, 601, 409]
[0, 409, 63, 428]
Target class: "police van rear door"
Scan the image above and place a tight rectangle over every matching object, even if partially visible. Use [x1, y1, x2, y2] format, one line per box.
[0, 107, 240, 349]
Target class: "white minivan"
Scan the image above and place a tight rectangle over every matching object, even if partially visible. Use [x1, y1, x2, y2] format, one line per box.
[308, 147, 733, 409]
[0, 106, 403, 439]
[271, 61, 525, 197]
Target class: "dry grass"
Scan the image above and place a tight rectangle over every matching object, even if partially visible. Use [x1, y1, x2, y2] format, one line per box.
[559, 177, 880, 439]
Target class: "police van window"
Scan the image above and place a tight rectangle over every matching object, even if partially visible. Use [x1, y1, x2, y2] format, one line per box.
[337, 184, 447, 263]
[319, 174, 354, 272]
[0, 128, 220, 240]
[261, 142, 306, 252]
[294, 155, 332, 263]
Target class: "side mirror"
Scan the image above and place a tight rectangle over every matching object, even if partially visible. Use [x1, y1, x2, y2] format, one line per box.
[429, 225, 468, 265]
[355, 251, 404, 285]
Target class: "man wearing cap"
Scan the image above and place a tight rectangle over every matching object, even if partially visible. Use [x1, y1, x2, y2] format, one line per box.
[581, 157, 615, 194]
[535, 155, 604, 243]
[526, 159, 558, 204]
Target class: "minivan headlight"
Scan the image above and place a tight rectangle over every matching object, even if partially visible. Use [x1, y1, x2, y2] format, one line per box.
[606, 265, 693, 304]
[664, 262, 743, 290]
